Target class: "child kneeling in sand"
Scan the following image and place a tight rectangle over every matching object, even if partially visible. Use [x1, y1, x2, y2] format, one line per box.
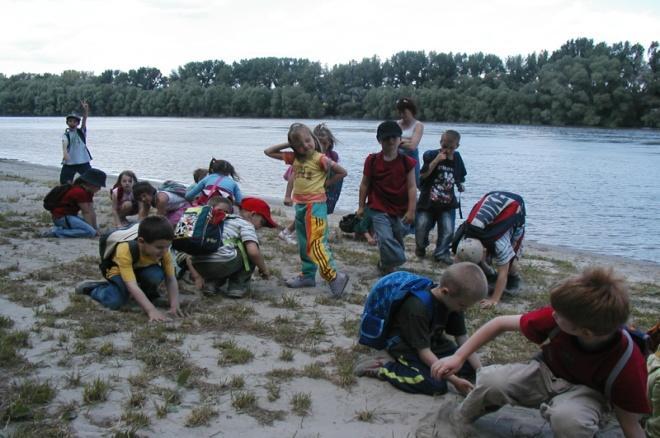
[76, 216, 184, 322]
[178, 196, 277, 298]
[355, 262, 487, 396]
[430, 267, 650, 437]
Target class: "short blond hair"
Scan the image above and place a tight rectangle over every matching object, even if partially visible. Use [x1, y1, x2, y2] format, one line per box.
[441, 262, 488, 301]
[550, 267, 629, 335]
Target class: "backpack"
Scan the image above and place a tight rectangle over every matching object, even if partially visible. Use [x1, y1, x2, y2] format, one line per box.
[339, 213, 359, 233]
[172, 206, 226, 255]
[192, 175, 234, 206]
[452, 191, 525, 253]
[43, 184, 73, 211]
[358, 271, 435, 350]
[98, 223, 140, 276]
[158, 180, 188, 198]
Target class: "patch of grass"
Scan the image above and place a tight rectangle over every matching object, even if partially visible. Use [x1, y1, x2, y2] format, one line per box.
[340, 315, 360, 338]
[0, 328, 30, 369]
[231, 390, 257, 411]
[278, 293, 302, 310]
[215, 339, 254, 365]
[65, 370, 82, 388]
[265, 380, 280, 402]
[302, 362, 328, 379]
[125, 391, 146, 409]
[120, 410, 150, 429]
[185, 405, 217, 427]
[98, 342, 114, 356]
[127, 373, 150, 388]
[0, 314, 13, 328]
[305, 316, 327, 341]
[176, 367, 192, 386]
[82, 377, 111, 404]
[333, 347, 358, 388]
[155, 387, 181, 406]
[355, 407, 376, 422]
[290, 392, 312, 416]
[2, 379, 57, 422]
[279, 349, 294, 362]
[265, 367, 297, 382]
[229, 375, 245, 389]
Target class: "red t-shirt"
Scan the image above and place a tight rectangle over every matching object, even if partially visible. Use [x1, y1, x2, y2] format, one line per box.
[520, 306, 650, 414]
[364, 152, 416, 216]
[51, 185, 94, 219]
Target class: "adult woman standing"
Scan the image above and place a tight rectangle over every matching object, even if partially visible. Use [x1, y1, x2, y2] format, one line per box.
[396, 97, 424, 187]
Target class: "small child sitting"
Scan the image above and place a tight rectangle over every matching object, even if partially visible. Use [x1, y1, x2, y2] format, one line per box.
[110, 170, 138, 227]
[179, 196, 277, 298]
[75, 216, 183, 322]
[431, 267, 650, 437]
[338, 212, 376, 245]
[355, 262, 487, 396]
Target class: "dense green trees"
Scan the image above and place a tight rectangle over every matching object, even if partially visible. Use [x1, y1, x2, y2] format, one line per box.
[0, 38, 658, 128]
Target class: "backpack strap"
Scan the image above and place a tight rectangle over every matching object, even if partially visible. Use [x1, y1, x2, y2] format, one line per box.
[410, 289, 435, 326]
[127, 240, 140, 267]
[604, 329, 634, 400]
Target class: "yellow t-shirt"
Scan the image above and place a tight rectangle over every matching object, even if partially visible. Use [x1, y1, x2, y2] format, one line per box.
[283, 151, 331, 203]
[105, 241, 175, 282]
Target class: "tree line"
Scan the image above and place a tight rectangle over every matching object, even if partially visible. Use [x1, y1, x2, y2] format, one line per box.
[1, 38, 658, 128]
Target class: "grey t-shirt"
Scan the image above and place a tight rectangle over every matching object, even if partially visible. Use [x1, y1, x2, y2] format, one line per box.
[62, 128, 91, 165]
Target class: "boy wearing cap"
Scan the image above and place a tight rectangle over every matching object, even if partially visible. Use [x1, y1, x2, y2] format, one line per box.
[61, 100, 93, 184]
[182, 196, 277, 298]
[45, 168, 106, 238]
[357, 121, 417, 274]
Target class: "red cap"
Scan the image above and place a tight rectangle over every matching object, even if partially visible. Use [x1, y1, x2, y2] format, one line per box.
[240, 197, 278, 228]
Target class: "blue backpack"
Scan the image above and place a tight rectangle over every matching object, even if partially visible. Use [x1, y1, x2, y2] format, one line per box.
[358, 271, 435, 350]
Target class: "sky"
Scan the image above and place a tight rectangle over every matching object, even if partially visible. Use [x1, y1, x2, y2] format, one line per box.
[1, 0, 659, 76]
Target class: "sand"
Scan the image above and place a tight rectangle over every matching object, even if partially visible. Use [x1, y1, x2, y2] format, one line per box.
[0, 158, 657, 437]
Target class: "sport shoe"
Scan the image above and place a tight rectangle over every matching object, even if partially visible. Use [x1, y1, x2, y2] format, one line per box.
[40, 229, 56, 238]
[435, 255, 454, 265]
[278, 229, 297, 245]
[354, 357, 386, 378]
[225, 288, 247, 299]
[328, 272, 349, 298]
[415, 247, 426, 258]
[75, 280, 106, 296]
[285, 275, 316, 288]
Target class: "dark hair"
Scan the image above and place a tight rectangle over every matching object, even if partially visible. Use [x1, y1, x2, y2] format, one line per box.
[443, 130, 461, 144]
[132, 181, 156, 200]
[288, 123, 321, 159]
[111, 170, 138, 201]
[207, 195, 233, 212]
[193, 168, 208, 183]
[313, 123, 338, 152]
[138, 216, 174, 243]
[208, 158, 240, 181]
[396, 97, 417, 116]
[550, 267, 629, 335]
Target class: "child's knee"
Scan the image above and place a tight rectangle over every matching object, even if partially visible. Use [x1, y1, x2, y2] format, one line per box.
[545, 406, 599, 437]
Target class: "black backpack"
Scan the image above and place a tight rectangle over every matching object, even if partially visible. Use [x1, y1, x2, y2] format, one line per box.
[43, 184, 72, 211]
[339, 213, 360, 233]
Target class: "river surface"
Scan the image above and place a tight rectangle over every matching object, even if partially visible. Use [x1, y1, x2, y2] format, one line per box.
[1, 117, 659, 263]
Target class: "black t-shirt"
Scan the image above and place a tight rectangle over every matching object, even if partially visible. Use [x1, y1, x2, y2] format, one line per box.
[417, 150, 466, 212]
[386, 293, 467, 358]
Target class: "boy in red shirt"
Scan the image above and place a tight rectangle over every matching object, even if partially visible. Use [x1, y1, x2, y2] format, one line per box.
[431, 267, 649, 438]
[357, 121, 417, 274]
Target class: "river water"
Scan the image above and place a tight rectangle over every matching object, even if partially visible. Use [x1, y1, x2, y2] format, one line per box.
[1, 117, 659, 263]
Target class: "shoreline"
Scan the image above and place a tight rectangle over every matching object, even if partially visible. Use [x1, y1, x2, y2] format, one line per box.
[2, 157, 659, 280]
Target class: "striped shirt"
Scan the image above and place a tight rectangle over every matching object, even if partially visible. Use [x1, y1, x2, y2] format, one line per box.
[191, 215, 258, 264]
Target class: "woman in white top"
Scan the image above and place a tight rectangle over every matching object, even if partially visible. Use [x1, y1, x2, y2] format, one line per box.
[396, 97, 424, 187]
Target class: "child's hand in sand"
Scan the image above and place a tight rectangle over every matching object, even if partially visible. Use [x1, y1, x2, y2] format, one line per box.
[431, 355, 464, 380]
[167, 305, 185, 318]
[258, 267, 270, 279]
[147, 308, 169, 322]
[480, 298, 499, 309]
[448, 376, 474, 396]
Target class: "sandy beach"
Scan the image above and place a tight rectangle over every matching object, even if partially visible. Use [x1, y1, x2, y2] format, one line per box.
[0, 158, 657, 437]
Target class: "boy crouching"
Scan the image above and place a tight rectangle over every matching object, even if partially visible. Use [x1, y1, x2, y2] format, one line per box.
[76, 216, 183, 322]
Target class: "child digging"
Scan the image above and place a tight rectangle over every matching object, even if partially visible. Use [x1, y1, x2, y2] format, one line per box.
[75, 216, 184, 322]
[430, 267, 650, 438]
[355, 262, 487, 396]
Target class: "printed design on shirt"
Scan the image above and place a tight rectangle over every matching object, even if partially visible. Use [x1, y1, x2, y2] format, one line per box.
[429, 163, 455, 205]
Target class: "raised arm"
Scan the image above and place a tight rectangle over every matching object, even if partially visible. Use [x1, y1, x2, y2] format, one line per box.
[80, 100, 89, 131]
[264, 142, 290, 160]
[431, 315, 521, 380]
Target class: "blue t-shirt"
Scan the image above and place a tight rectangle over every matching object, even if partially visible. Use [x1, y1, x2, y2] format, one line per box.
[185, 173, 243, 204]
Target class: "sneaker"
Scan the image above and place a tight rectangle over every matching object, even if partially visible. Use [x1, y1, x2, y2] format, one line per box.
[40, 229, 56, 238]
[225, 288, 247, 299]
[435, 255, 454, 266]
[278, 229, 297, 245]
[285, 275, 316, 288]
[354, 357, 386, 378]
[328, 272, 349, 298]
[75, 280, 106, 296]
[415, 247, 426, 258]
